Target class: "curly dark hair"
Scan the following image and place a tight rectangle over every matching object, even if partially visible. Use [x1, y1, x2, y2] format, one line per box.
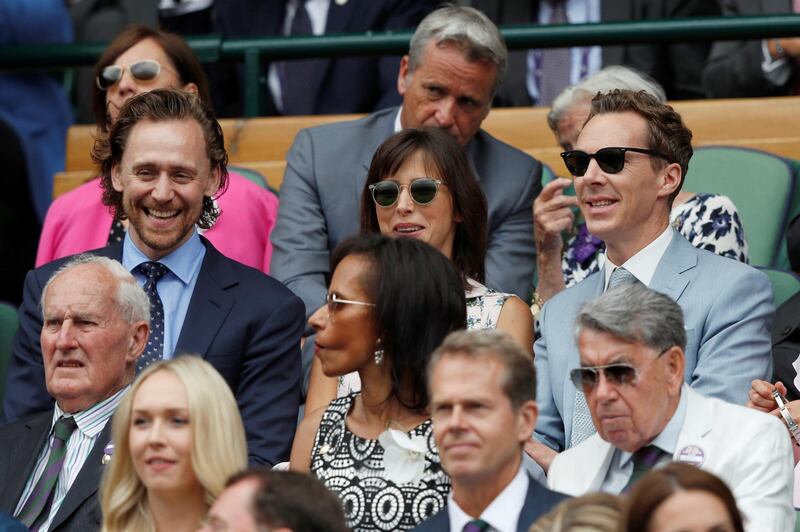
[91, 88, 229, 229]
[588, 89, 693, 205]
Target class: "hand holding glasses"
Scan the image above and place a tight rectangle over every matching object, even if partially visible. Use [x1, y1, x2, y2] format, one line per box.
[369, 179, 443, 207]
[561, 147, 670, 177]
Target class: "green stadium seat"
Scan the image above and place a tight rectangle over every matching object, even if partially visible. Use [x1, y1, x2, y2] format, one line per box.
[758, 268, 800, 308]
[685, 147, 795, 268]
[0, 301, 19, 417]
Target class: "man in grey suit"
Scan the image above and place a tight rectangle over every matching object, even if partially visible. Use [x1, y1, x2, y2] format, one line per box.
[703, 0, 799, 98]
[270, 5, 542, 327]
[0, 256, 150, 531]
[528, 89, 774, 473]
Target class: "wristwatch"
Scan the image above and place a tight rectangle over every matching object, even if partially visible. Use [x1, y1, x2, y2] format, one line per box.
[772, 389, 800, 446]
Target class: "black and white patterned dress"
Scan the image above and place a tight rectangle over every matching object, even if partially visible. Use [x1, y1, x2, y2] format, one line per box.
[310, 393, 451, 531]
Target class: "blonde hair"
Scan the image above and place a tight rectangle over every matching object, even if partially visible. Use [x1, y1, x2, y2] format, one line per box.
[529, 492, 623, 532]
[100, 356, 248, 532]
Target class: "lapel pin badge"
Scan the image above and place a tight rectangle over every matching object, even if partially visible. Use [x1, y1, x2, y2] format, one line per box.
[676, 444, 704, 467]
[101, 442, 114, 465]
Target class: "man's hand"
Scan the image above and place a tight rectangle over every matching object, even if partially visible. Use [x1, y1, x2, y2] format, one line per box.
[747, 379, 788, 414]
[524, 438, 558, 475]
[533, 178, 579, 254]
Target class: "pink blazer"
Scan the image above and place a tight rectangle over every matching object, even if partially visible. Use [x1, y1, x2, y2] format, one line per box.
[36, 171, 278, 272]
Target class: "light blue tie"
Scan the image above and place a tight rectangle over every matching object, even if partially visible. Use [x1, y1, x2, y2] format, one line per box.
[570, 267, 638, 447]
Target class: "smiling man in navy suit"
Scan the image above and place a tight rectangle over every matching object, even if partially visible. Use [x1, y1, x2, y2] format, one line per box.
[413, 330, 567, 532]
[2, 89, 305, 467]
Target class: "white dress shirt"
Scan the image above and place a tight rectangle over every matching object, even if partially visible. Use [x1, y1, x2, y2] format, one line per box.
[448, 465, 529, 532]
[602, 226, 673, 289]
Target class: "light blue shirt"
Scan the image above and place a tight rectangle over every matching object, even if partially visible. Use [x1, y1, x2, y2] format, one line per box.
[527, 0, 602, 104]
[601, 384, 689, 493]
[122, 231, 205, 358]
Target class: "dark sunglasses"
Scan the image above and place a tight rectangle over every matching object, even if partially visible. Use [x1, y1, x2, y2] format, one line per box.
[369, 178, 443, 208]
[96, 59, 167, 91]
[561, 147, 670, 177]
[569, 347, 671, 391]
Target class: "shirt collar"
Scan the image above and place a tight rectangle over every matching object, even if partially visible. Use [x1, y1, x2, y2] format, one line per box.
[448, 465, 529, 532]
[603, 226, 673, 289]
[619, 383, 688, 468]
[393, 106, 403, 133]
[53, 384, 130, 438]
[122, 230, 204, 285]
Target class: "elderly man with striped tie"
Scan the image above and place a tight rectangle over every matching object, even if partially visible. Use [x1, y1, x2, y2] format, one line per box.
[527, 89, 774, 476]
[547, 282, 793, 531]
[0, 255, 149, 531]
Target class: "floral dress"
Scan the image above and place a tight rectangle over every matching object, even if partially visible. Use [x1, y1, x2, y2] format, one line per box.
[562, 193, 748, 287]
[310, 393, 451, 531]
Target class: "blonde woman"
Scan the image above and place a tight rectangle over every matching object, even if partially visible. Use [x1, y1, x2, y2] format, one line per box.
[101, 356, 247, 532]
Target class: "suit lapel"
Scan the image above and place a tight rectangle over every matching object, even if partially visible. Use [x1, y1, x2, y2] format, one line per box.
[583, 436, 616, 492]
[49, 422, 112, 530]
[649, 231, 696, 302]
[0, 413, 51, 512]
[354, 108, 398, 198]
[175, 239, 237, 357]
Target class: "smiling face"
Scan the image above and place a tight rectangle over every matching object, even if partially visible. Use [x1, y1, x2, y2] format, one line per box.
[397, 41, 496, 146]
[105, 38, 191, 124]
[41, 264, 146, 413]
[430, 354, 537, 492]
[574, 111, 680, 264]
[374, 150, 460, 259]
[577, 328, 683, 453]
[111, 118, 220, 260]
[129, 370, 202, 499]
[647, 490, 737, 532]
[308, 254, 379, 377]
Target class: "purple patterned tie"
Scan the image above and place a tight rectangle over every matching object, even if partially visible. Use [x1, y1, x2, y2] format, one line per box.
[623, 445, 668, 492]
[17, 416, 78, 528]
[136, 261, 169, 372]
[538, 0, 571, 105]
[462, 519, 490, 532]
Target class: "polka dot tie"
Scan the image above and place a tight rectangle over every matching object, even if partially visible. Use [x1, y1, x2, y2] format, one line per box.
[136, 261, 169, 372]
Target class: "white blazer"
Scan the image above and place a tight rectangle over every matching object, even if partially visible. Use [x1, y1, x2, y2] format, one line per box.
[548, 386, 795, 532]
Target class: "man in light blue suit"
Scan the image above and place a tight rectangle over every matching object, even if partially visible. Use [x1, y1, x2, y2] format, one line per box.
[270, 5, 542, 321]
[528, 89, 774, 474]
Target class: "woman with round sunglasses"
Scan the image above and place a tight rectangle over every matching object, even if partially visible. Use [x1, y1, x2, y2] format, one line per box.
[290, 234, 465, 531]
[303, 127, 534, 412]
[534, 69, 748, 308]
[36, 25, 278, 273]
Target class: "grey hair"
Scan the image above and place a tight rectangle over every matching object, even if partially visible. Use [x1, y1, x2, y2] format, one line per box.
[547, 66, 666, 131]
[574, 283, 686, 353]
[408, 5, 507, 95]
[41, 255, 150, 324]
[428, 329, 535, 410]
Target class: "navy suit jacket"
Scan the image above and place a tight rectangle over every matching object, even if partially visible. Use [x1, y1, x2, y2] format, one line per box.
[412, 474, 568, 532]
[1, 237, 305, 466]
[0, 411, 111, 531]
[213, 0, 437, 115]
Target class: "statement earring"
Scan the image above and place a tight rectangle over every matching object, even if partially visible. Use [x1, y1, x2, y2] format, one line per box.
[374, 340, 385, 366]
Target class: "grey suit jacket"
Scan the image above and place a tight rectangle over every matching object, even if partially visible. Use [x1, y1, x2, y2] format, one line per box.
[270, 106, 542, 318]
[703, 0, 793, 98]
[534, 230, 774, 451]
[472, 0, 718, 104]
[0, 411, 111, 531]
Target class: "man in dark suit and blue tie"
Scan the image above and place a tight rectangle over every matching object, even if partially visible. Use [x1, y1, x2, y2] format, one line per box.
[0, 255, 150, 531]
[413, 330, 567, 532]
[2, 89, 305, 467]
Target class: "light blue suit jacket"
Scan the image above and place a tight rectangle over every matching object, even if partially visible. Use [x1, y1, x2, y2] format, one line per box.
[534, 230, 774, 451]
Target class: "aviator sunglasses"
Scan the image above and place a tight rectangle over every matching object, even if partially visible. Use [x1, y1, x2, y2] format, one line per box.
[369, 178, 444, 208]
[569, 346, 671, 391]
[561, 147, 670, 177]
[96, 59, 171, 91]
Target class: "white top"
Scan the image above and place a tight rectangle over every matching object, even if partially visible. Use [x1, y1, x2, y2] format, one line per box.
[448, 465, 529, 532]
[602, 226, 673, 289]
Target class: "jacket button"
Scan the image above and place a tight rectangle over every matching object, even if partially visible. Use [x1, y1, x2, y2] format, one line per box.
[783, 326, 793, 335]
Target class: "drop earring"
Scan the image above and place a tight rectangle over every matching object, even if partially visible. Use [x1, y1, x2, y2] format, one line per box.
[374, 340, 385, 366]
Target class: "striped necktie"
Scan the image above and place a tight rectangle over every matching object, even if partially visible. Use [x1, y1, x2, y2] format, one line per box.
[463, 519, 490, 532]
[623, 445, 668, 493]
[17, 416, 78, 528]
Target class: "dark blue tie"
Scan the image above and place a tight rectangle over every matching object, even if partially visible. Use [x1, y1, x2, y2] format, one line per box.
[278, 0, 318, 115]
[136, 261, 169, 372]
